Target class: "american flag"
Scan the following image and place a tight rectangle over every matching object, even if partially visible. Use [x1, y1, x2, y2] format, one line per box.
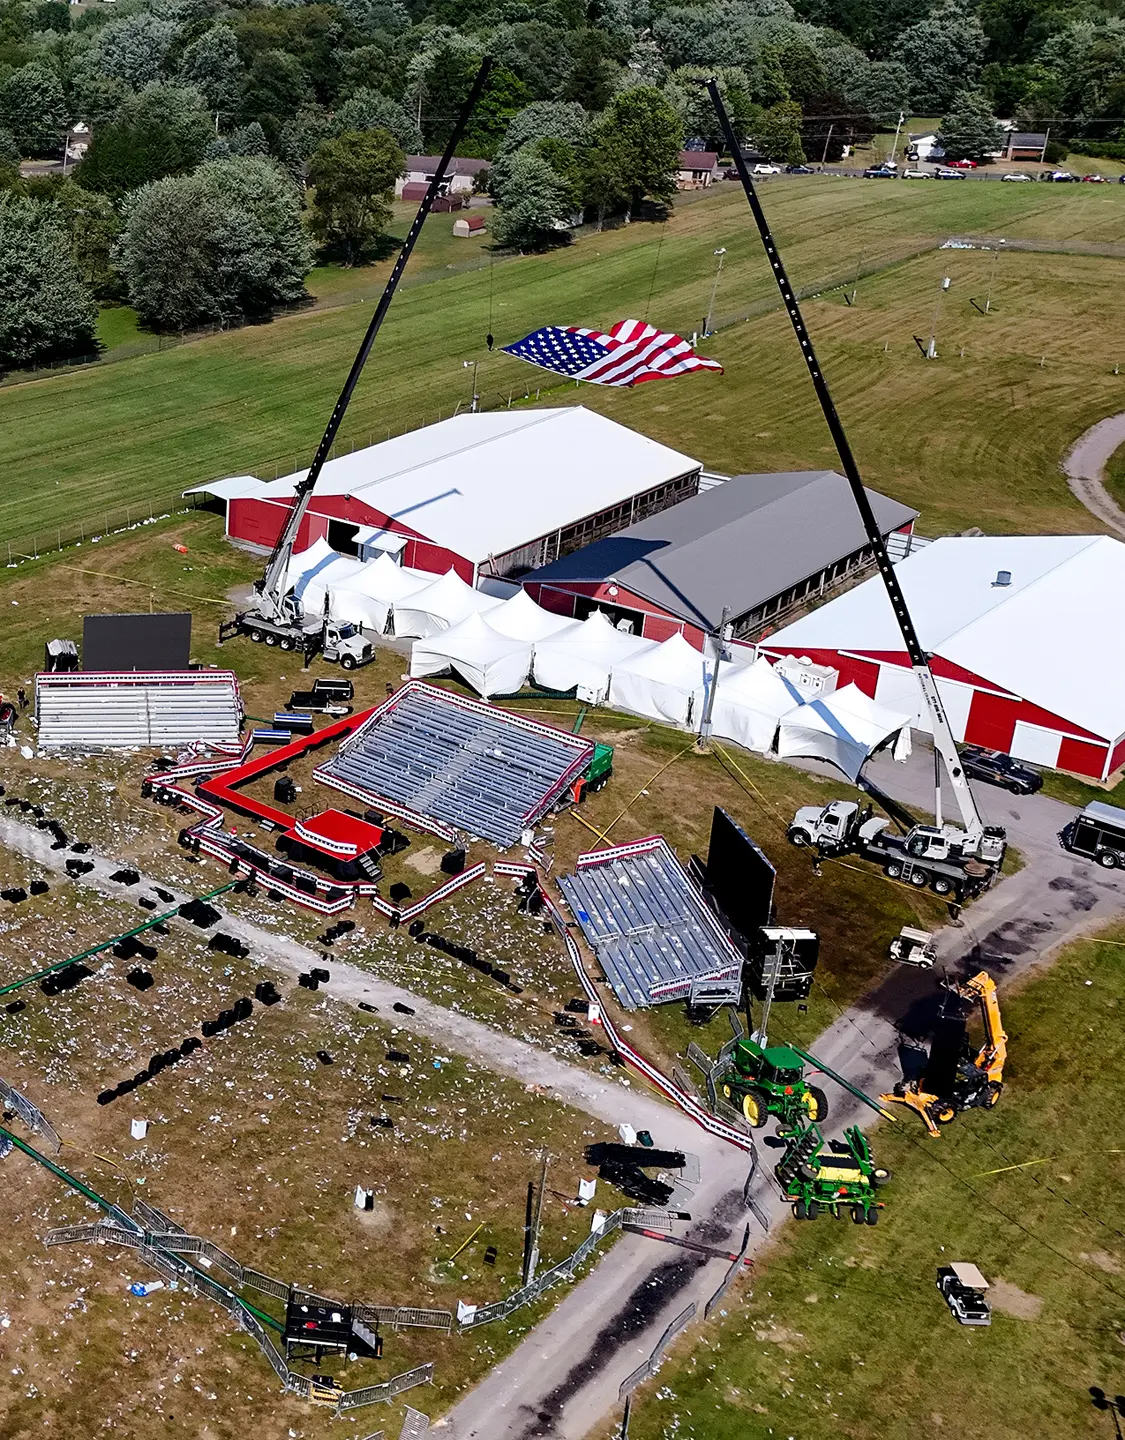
[502, 318, 723, 387]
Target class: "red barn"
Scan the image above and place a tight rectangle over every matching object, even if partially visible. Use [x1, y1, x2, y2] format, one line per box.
[759, 534, 1125, 781]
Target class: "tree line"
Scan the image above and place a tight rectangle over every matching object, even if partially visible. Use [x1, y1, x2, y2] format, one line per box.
[0, 0, 1122, 369]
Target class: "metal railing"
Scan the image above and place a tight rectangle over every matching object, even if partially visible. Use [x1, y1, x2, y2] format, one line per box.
[335, 1364, 434, 1413]
[618, 1303, 696, 1400]
[0, 1076, 60, 1153]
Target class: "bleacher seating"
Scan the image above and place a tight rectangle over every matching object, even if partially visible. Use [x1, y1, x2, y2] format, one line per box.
[36, 671, 242, 750]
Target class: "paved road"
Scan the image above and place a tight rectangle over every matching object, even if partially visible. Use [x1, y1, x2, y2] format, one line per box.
[1062, 410, 1125, 537]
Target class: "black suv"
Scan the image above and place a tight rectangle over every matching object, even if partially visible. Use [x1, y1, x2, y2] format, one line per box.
[960, 746, 1043, 794]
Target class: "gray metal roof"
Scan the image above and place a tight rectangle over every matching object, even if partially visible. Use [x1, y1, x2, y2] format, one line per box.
[525, 471, 918, 631]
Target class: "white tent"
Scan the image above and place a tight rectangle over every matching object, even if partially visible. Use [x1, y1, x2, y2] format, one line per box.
[710, 658, 803, 754]
[777, 682, 912, 781]
[608, 631, 721, 727]
[486, 589, 579, 643]
[409, 611, 532, 698]
[328, 553, 432, 634]
[392, 568, 502, 639]
[284, 538, 365, 619]
[531, 609, 655, 702]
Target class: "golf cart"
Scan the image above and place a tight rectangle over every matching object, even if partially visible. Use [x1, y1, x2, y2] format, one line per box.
[889, 926, 937, 968]
[937, 1262, 991, 1325]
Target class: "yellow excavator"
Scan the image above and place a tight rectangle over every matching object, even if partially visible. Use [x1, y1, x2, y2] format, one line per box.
[881, 972, 1007, 1138]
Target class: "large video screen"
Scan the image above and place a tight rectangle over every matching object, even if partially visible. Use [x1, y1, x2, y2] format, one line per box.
[83, 612, 192, 672]
[707, 806, 776, 938]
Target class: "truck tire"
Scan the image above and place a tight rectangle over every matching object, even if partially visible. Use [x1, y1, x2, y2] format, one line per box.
[341, 655, 357, 670]
[279, 637, 293, 651]
[249, 629, 264, 643]
[909, 869, 929, 888]
[787, 828, 810, 847]
[931, 875, 953, 896]
[265, 634, 277, 646]
[1098, 851, 1118, 869]
[884, 861, 903, 880]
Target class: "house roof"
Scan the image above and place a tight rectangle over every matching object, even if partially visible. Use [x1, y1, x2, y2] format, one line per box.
[249, 408, 701, 567]
[761, 535, 1125, 741]
[404, 155, 490, 175]
[524, 471, 917, 631]
[678, 150, 718, 169]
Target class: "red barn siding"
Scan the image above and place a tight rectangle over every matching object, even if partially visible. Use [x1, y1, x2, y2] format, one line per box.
[1057, 736, 1109, 780]
[1109, 734, 1125, 778]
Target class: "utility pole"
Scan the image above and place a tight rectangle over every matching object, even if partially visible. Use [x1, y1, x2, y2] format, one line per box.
[751, 933, 790, 1047]
[888, 111, 906, 166]
[462, 358, 480, 412]
[984, 240, 1004, 313]
[820, 123, 834, 167]
[926, 275, 951, 359]
[523, 1152, 548, 1285]
[704, 249, 727, 337]
[697, 605, 731, 745]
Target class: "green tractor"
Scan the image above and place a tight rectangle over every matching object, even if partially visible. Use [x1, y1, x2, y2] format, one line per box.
[775, 1119, 891, 1223]
[719, 1037, 829, 1130]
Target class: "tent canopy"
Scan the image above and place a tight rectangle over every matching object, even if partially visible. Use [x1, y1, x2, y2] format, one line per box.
[777, 682, 911, 781]
[328, 553, 431, 633]
[409, 610, 531, 698]
[532, 609, 655, 701]
[392, 568, 501, 639]
[710, 657, 803, 754]
[284, 538, 365, 619]
[487, 589, 578, 642]
[608, 631, 721, 727]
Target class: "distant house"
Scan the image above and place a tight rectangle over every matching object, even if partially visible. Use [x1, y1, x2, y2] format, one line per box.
[1003, 131, 1049, 162]
[906, 133, 945, 162]
[676, 150, 720, 189]
[453, 214, 486, 238]
[400, 183, 464, 212]
[395, 155, 490, 198]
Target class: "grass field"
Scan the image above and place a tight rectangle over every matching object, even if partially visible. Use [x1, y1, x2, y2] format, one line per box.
[1105, 441, 1125, 512]
[616, 921, 1125, 1440]
[2, 179, 1125, 550]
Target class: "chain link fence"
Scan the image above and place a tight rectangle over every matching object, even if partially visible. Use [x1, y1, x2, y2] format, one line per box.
[3, 490, 201, 568]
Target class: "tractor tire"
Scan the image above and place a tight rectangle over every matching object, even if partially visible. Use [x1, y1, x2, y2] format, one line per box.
[741, 1090, 769, 1128]
[931, 875, 953, 896]
[872, 1167, 892, 1187]
[787, 828, 810, 847]
[985, 1082, 1003, 1107]
[934, 1101, 957, 1124]
[852, 1205, 866, 1224]
[803, 1085, 829, 1122]
[794, 1199, 809, 1220]
[865, 1208, 879, 1226]
[909, 869, 929, 888]
[721, 1083, 732, 1100]
[806, 1200, 820, 1219]
[796, 1162, 818, 1183]
[884, 861, 903, 880]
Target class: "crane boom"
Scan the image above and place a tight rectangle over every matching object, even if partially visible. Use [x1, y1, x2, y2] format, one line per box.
[705, 81, 993, 851]
[255, 57, 494, 626]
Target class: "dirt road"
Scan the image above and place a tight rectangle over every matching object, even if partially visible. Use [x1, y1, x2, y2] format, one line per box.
[1061, 410, 1125, 536]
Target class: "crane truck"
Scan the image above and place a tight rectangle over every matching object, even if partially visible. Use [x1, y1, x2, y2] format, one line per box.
[707, 81, 1007, 886]
[218, 61, 494, 669]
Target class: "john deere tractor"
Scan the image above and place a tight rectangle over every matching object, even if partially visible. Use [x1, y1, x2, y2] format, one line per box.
[775, 1119, 891, 1223]
[719, 1037, 828, 1130]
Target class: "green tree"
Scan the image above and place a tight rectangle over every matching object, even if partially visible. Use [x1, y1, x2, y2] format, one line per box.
[561, 28, 618, 111]
[598, 85, 682, 216]
[55, 180, 124, 300]
[116, 156, 312, 330]
[892, 0, 988, 113]
[179, 24, 242, 121]
[777, 36, 826, 103]
[663, 65, 755, 149]
[0, 61, 67, 155]
[582, 119, 631, 229]
[307, 127, 403, 264]
[333, 87, 422, 151]
[89, 13, 178, 91]
[76, 84, 212, 199]
[748, 98, 805, 161]
[490, 22, 574, 100]
[938, 88, 1004, 160]
[339, 40, 407, 100]
[491, 147, 573, 250]
[34, 1, 69, 34]
[410, 37, 530, 157]
[240, 49, 312, 150]
[490, 99, 589, 199]
[0, 191, 97, 370]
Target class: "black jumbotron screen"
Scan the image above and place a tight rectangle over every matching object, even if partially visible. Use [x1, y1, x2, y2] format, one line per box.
[83, 612, 192, 672]
[706, 806, 776, 939]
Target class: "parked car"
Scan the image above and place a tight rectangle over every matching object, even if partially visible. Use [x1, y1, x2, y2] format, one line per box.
[1120, 174, 1125, 184]
[934, 167, 967, 179]
[863, 165, 897, 178]
[902, 168, 929, 179]
[948, 158, 978, 168]
[1043, 170, 1077, 182]
[1081, 173, 1107, 183]
[785, 163, 813, 174]
[959, 746, 1043, 794]
[753, 163, 780, 175]
[1002, 171, 1032, 181]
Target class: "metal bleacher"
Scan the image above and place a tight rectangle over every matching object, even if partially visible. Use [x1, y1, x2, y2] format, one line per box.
[559, 841, 744, 1010]
[36, 672, 242, 750]
[317, 684, 592, 849]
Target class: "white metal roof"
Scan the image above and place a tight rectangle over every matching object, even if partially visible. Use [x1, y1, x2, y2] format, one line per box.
[253, 408, 700, 566]
[763, 535, 1125, 740]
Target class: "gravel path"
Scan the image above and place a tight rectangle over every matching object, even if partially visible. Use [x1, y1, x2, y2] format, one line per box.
[1061, 411, 1125, 537]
